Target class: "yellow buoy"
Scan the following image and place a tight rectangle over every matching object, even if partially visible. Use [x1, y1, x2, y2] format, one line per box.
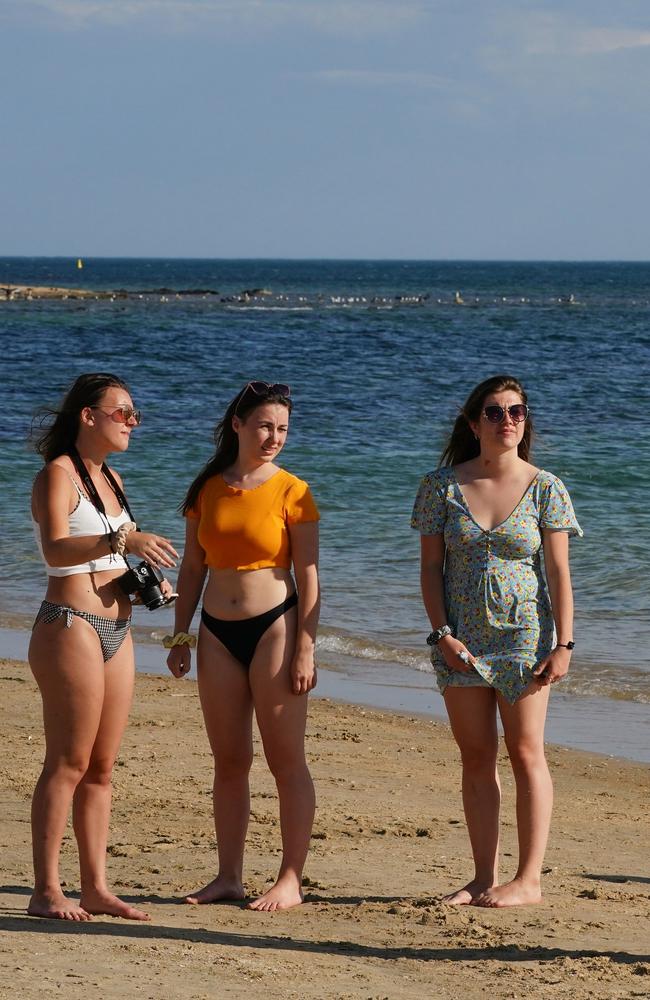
[76, 258, 84, 269]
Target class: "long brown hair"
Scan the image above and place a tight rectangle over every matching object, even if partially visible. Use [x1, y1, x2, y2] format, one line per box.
[440, 374, 533, 466]
[180, 384, 292, 515]
[32, 373, 130, 463]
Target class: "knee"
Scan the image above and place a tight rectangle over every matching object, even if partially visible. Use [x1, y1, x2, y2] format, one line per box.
[504, 737, 546, 773]
[214, 748, 253, 783]
[81, 756, 115, 787]
[42, 755, 90, 788]
[265, 750, 309, 787]
[458, 743, 498, 777]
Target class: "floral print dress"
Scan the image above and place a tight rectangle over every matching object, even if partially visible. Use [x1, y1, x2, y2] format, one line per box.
[411, 467, 582, 704]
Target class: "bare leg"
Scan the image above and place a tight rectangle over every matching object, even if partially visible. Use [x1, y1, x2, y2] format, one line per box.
[185, 625, 252, 904]
[442, 686, 500, 905]
[76, 635, 148, 921]
[248, 606, 314, 912]
[477, 683, 552, 907]
[27, 617, 105, 921]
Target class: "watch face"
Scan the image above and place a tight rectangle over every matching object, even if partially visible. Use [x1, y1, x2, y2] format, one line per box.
[566, 641, 575, 650]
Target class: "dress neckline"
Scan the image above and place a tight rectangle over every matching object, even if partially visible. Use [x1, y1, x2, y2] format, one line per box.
[452, 469, 542, 534]
[220, 468, 283, 494]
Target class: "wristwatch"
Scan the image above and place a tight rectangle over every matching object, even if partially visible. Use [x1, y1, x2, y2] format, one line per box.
[556, 641, 575, 650]
[427, 624, 453, 646]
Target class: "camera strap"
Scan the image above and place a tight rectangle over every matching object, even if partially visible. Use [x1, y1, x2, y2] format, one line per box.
[68, 446, 136, 523]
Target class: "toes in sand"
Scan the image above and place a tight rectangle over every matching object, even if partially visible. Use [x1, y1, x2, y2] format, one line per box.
[246, 876, 304, 912]
[80, 890, 150, 921]
[475, 878, 542, 908]
[441, 880, 494, 906]
[185, 875, 246, 905]
[28, 891, 91, 921]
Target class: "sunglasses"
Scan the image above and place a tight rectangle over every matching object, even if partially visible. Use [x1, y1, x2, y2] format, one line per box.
[92, 405, 142, 425]
[234, 381, 291, 415]
[483, 403, 529, 424]
[244, 381, 291, 398]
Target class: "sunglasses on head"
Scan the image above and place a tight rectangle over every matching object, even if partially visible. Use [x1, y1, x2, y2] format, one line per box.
[92, 405, 142, 425]
[234, 381, 291, 414]
[245, 381, 291, 398]
[482, 403, 529, 424]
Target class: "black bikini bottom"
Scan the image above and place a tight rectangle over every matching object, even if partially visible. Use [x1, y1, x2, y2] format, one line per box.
[200, 592, 298, 669]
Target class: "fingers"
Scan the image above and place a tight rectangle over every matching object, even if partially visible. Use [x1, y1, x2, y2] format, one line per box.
[166, 649, 191, 678]
[127, 533, 178, 568]
[450, 647, 475, 672]
[292, 671, 316, 695]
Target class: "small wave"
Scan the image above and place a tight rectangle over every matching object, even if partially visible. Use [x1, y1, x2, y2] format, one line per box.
[316, 631, 650, 704]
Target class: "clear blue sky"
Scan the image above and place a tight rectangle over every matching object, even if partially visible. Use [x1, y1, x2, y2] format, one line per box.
[2, 0, 650, 259]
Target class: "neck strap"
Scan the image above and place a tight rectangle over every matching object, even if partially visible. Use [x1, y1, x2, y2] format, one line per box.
[68, 446, 136, 522]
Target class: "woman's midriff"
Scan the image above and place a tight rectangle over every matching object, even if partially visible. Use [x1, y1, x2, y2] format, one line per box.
[203, 566, 295, 620]
[43, 569, 133, 619]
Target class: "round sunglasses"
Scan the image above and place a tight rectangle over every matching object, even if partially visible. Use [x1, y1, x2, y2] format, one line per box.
[482, 403, 529, 424]
[92, 405, 142, 425]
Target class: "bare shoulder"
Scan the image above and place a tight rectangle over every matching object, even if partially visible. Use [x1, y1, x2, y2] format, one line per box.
[34, 459, 73, 493]
[32, 460, 76, 517]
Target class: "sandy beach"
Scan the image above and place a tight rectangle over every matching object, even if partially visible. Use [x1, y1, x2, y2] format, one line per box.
[1, 658, 648, 999]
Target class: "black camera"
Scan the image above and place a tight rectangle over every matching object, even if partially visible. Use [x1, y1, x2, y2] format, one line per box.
[116, 561, 175, 610]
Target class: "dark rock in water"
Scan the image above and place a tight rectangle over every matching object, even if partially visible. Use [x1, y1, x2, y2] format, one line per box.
[239, 288, 273, 297]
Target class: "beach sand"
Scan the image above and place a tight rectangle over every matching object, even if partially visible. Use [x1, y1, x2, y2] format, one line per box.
[1, 658, 648, 999]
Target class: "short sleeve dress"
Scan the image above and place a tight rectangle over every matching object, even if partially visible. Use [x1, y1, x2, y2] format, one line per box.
[411, 467, 582, 704]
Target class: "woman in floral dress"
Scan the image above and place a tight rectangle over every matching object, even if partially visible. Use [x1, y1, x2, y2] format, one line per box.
[412, 374, 582, 907]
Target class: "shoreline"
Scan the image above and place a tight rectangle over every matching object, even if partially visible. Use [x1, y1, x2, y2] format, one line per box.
[2, 625, 649, 764]
[1, 659, 648, 999]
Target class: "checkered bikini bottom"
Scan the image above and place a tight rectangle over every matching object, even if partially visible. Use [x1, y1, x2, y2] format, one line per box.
[33, 601, 131, 663]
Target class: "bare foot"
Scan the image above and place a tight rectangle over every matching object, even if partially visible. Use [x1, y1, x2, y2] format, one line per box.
[247, 875, 304, 912]
[185, 875, 246, 905]
[441, 880, 493, 905]
[80, 889, 150, 921]
[475, 878, 542, 908]
[28, 890, 91, 921]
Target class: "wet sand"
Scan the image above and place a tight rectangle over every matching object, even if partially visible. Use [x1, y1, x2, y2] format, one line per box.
[0, 659, 648, 999]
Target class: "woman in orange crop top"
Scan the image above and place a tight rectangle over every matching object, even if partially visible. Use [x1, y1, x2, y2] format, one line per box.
[28, 373, 177, 922]
[167, 380, 320, 912]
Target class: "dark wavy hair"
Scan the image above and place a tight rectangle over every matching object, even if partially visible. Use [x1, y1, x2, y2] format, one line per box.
[440, 374, 533, 466]
[32, 372, 131, 463]
[180, 383, 293, 515]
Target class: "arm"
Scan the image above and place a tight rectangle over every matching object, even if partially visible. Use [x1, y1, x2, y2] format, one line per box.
[33, 465, 115, 567]
[166, 517, 208, 679]
[288, 520, 320, 695]
[420, 533, 475, 672]
[534, 529, 574, 685]
[33, 465, 177, 569]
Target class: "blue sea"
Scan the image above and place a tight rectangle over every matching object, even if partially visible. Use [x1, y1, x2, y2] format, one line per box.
[2, 257, 649, 724]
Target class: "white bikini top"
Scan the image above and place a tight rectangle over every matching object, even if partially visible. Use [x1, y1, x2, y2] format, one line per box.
[32, 475, 131, 577]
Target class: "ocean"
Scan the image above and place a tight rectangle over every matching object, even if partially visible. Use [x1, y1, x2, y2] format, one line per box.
[2, 257, 649, 750]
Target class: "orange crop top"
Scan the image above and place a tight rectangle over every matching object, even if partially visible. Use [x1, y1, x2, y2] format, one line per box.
[187, 468, 319, 571]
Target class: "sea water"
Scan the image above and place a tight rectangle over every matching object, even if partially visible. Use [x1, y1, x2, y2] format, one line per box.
[1, 258, 649, 716]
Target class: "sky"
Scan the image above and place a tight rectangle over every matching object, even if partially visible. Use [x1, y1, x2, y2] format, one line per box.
[2, 0, 650, 259]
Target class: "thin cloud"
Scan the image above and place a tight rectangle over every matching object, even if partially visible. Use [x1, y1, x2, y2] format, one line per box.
[524, 18, 650, 57]
[312, 69, 452, 90]
[8, 0, 428, 33]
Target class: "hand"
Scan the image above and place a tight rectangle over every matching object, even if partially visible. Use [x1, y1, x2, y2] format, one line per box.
[126, 531, 178, 569]
[167, 645, 192, 678]
[534, 646, 571, 687]
[291, 653, 317, 695]
[439, 634, 476, 673]
[160, 578, 177, 600]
